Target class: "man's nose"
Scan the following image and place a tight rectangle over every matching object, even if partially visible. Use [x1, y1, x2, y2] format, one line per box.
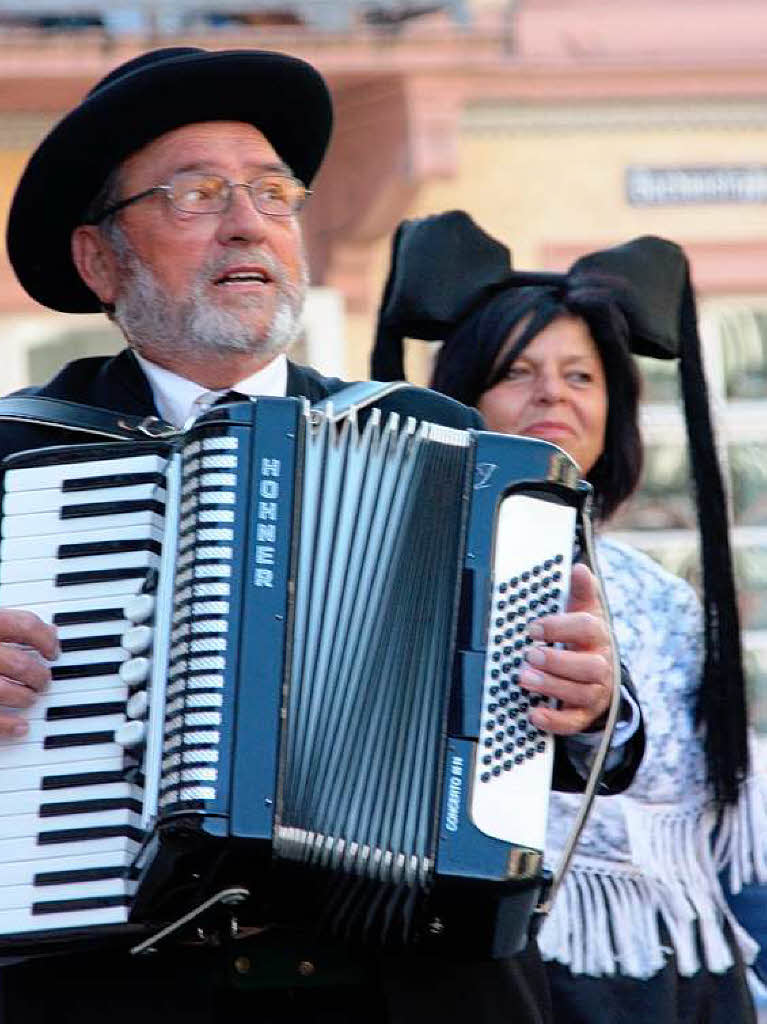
[215, 185, 269, 244]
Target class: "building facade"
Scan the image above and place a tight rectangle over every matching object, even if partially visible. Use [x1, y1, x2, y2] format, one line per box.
[0, 0, 766, 748]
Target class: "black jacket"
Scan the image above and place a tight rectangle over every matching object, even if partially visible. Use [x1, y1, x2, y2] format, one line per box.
[0, 349, 643, 1024]
[0, 347, 642, 793]
[0, 346, 638, 790]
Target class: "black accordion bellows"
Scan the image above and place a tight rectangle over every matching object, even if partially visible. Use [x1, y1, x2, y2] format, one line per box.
[278, 413, 469, 942]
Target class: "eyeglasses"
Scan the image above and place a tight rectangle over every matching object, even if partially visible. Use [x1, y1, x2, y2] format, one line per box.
[90, 171, 310, 224]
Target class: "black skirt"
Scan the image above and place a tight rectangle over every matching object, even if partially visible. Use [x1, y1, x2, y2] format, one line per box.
[0, 938, 554, 1024]
[545, 920, 757, 1024]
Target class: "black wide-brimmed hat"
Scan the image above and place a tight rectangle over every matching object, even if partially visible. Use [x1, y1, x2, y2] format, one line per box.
[373, 211, 750, 806]
[7, 46, 333, 313]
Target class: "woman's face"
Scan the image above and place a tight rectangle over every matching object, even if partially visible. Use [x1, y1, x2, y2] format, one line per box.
[476, 313, 608, 475]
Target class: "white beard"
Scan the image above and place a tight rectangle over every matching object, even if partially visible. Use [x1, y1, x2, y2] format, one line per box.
[110, 230, 308, 363]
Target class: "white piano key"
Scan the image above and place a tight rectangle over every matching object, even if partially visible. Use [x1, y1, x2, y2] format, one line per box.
[3, 808, 142, 841]
[38, 671, 126, 696]
[0, 831, 140, 865]
[0, 551, 162, 584]
[0, 755, 130, 795]
[14, 686, 128, 723]
[0, 523, 165, 563]
[0, 575, 153, 606]
[4, 454, 169, 492]
[0, 781, 137, 817]
[3, 482, 166, 517]
[0, 902, 131, 934]
[1, 509, 166, 539]
[57, 620, 133, 641]
[1, 877, 137, 913]
[0, 739, 126, 771]
[0, 717, 125, 751]
[0, 593, 136, 626]
[54, 647, 129, 668]
[0, 845, 137, 888]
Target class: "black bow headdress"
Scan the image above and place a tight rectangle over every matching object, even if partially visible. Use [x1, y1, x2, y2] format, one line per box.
[372, 210, 749, 806]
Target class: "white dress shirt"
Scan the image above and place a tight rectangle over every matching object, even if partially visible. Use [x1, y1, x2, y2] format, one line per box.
[133, 351, 288, 428]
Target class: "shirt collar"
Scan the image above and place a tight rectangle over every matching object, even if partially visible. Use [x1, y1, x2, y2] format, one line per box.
[133, 351, 289, 428]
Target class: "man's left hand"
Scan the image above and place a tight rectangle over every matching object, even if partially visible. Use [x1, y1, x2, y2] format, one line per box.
[520, 563, 613, 736]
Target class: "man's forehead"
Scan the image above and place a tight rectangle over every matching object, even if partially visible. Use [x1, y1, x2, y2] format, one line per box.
[121, 120, 284, 178]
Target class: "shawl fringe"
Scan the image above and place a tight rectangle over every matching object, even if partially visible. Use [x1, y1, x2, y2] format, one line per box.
[539, 781, 766, 979]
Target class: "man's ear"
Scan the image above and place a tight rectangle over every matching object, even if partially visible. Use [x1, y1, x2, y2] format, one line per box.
[71, 225, 119, 305]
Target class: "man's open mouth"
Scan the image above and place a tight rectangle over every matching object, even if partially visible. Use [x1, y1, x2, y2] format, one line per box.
[215, 268, 271, 285]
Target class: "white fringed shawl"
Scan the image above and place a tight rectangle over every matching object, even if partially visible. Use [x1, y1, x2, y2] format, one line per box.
[538, 539, 767, 979]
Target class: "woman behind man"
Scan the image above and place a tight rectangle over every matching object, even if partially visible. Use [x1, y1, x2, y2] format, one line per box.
[372, 212, 766, 1023]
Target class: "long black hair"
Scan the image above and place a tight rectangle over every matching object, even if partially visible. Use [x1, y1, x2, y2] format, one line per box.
[429, 274, 643, 522]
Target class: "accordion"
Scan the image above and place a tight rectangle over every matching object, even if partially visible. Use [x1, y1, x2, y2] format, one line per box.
[0, 393, 588, 958]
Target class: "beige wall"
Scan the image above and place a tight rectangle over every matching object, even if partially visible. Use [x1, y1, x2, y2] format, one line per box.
[345, 101, 767, 384]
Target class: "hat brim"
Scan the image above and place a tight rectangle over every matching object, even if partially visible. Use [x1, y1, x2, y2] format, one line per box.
[7, 48, 332, 312]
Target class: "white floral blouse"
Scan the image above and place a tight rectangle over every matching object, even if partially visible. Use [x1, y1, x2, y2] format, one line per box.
[538, 537, 767, 979]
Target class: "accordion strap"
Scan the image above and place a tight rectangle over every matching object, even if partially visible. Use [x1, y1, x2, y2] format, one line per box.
[0, 382, 409, 442]
[0, 395, 177, 441]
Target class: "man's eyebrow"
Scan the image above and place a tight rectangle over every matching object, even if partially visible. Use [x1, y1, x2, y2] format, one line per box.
[170, 160, 294, 177]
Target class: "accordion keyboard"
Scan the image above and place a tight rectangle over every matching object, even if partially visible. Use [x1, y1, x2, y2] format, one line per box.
[0, 447, 174, 937]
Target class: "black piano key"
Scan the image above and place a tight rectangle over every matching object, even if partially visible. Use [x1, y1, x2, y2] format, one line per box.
[42, 769, 130, 790]
[53, 608, 125, 626]
[60, 635, 122, 653]
[44, 731, 117, 750]
[37, 824, 144, 845]
[39, 797, 142, 818]
[34, 866, 126, 886]
[46, 701, 126, 722]
[8, 442, 171, 470]
[32, 895, 132, 915]
[52, 662, 122, 680]
[61, 498, 165, 520]
[55, 567, 152, 587]
[58, 539, 162, 559]
[62, 472, 166, 493]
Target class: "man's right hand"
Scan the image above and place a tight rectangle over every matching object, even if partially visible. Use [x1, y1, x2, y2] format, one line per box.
[0, 609, 59, 737]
